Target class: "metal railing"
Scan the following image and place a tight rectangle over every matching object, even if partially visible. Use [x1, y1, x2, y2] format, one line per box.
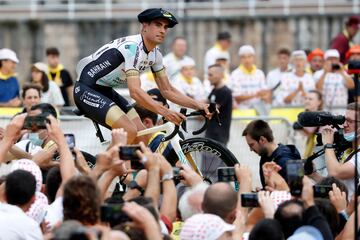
[0, 0, 357, 20]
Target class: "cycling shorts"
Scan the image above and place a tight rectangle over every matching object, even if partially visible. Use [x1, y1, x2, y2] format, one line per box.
[73, 81, 133, 129]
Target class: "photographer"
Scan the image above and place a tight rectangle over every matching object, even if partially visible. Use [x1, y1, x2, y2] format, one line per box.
[321, 103, 360, 198]
[314, 49, 354, 114]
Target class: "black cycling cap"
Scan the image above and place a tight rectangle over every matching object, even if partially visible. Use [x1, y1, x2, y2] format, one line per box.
[147, 88, 169, 108]
[138, 8, 178, 28]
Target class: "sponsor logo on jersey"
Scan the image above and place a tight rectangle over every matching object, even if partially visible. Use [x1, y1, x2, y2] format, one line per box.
[80, 91, 107, 108]
[133, 46, 140, 68]
[74, 86, 80, 93]
[87, 60, 112, 78]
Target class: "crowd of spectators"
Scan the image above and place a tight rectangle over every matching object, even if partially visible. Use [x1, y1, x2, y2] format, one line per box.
[1, 15, 360, 240]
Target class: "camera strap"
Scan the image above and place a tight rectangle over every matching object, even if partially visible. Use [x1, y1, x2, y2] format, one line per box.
[342, 147, 360, 164]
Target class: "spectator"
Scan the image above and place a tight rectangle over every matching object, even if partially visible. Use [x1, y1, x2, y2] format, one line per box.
[31, 62, 65, 109]
[180, 213, 235, 240]
[46, 47, 74, 106]
[204, 32, 231, 76]
[314, 49, 354, 114]
[274, 50, 315, 107]
[0, 48, 21, 107]
[21, 84, 42, 113]
[306, 48, 324, 75]
[330, 16, 360, 64]
[242, 119, 301, 187]
[163, 37, 194, 81]
[345, 45, 360, 103]
[228, 45, 271, 111]
[172, 58, 205, 105]
[321, 102, 360, 198]
[178, 182, 209, 221]
[202, 182, 238, 223]
[249, 219, 284, 240]
[0, 169, 43, 239]
[205, 64, 232, 146]
[266, 48, 292, 92]
[63, 175, 101, 226]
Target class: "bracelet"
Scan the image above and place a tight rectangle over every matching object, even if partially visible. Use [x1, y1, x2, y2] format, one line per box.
[340, 210, 349, 221]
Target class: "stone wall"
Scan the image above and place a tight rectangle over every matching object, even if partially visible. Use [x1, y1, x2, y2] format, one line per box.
[0, 15, 358, 84]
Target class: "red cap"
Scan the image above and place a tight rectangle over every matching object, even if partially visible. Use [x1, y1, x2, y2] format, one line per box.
[346, 45, 360, 60]
[346, 16, 360, 29]
[307, 48, 324, 62]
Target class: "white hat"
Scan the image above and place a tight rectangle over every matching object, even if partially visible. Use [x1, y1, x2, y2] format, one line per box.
[291, 50, 307, 60]
[180, 213, 235, 240]
[324, 49, 340, 59]
[238, 45, 255, 56]
[214, 51, 230, 61]
[11, 159, 43, 192]
[180, 57, 196, 68]
[0, 48, 19, 63]
[32, 62, 49, 75]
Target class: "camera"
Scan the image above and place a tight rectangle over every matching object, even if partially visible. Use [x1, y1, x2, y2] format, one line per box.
[100, 204, 131, 224]
[297, 111, 351, 152]
[23, 114, 49, 130]
[217, 167, 237, 182]
[241, 193, 259, 207]
[172, 167, 184, 181]
[119, 145, 143, 170]
[332, 63, 341, 71]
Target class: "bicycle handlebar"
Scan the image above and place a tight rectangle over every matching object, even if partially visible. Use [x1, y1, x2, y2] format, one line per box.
[161, 102, 219, 142]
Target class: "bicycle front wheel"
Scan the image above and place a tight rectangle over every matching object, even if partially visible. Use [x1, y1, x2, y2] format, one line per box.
[180, 138, 238, 184]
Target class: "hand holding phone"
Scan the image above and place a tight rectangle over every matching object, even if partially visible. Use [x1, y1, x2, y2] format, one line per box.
[119, 145, 143, 170]
[64, 133, 76, 150]
[241, 193, 259, 207]
[23, 115, 50, 131]
[286, 160, 304, 197]
[313, 185, 332, 198]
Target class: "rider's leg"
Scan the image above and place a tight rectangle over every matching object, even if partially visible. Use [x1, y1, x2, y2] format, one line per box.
[126, 108, 151, 144]
[106, 105, 138, 144]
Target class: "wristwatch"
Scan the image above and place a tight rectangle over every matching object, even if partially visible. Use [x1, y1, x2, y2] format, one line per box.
[161, 172, 174, 182]
[324, 144, 334, 149]
[128, 180, 145, 195]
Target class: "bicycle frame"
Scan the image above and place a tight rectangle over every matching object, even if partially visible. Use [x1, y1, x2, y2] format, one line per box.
[137, 121, 203, 176]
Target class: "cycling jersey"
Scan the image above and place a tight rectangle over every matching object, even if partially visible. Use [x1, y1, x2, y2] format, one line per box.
[76, 34, 164, 88]
[74, 34, 165, 128]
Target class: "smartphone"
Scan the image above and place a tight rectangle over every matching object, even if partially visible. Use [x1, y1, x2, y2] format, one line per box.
[286, 160, 304, 197]
[100, 204, 131, 223]
[217, 167, 237, 182]
[120, 145, 143, 170]
[241, 193, 259, 207]
[23, 115, 49, 130]
[64, 133, 76, 150]
[313, 185, 332, 198]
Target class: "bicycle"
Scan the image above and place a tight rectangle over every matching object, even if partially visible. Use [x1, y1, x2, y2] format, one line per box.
[74, 103, 238, 183]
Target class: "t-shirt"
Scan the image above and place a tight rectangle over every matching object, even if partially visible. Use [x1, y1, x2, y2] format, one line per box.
[205, 85, 232, 144]
[266, 66, 292, 90]
[49, 69, 73, 106]
[228, 65, 267, 109]
[259, 144, 301, 187]
[172, 74, 205, 102]
[163, 53, 194, 81]
[76, 34, 164, 88]
[339, 151, 360, 199]
[203, 44, 230, 74]
[41, 81, 65, 107]
[140, 71, 157, 91]
[45, 197, 63, 229]
[0, 72, 20, 103]
[313, 69, 348, 111]
[274, 72, 315, 107]
[0, 203, 43, 240]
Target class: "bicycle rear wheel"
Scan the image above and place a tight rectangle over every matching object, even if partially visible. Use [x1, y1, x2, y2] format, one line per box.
[180, 138, 238, 184]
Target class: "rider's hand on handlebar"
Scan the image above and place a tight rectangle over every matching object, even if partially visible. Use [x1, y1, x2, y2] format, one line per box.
[163, 110, 186, 126]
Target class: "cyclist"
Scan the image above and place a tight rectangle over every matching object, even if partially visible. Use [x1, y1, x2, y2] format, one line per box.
[74, 8, 210, 144]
